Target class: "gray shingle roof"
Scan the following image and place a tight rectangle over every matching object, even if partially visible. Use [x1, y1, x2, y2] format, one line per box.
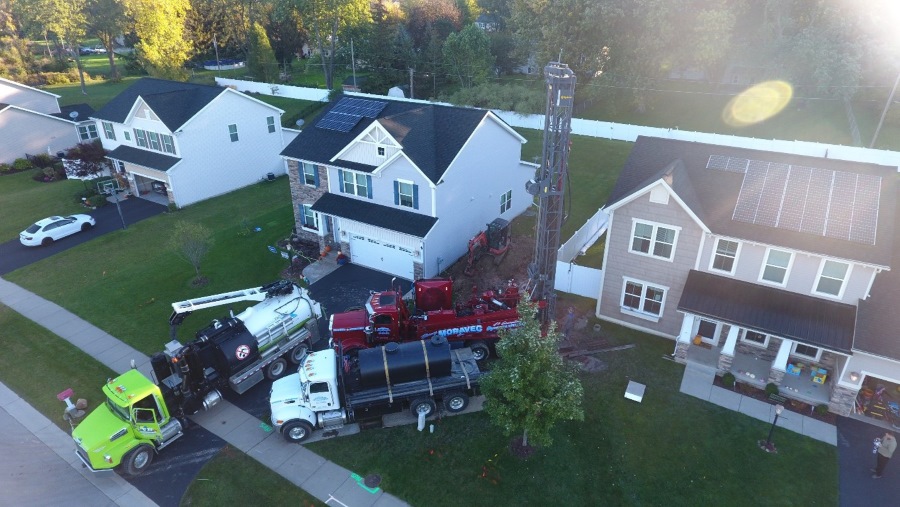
[281, 97, 493, 184]
[608, 136, 898, 266]
[91, 78, 227, 131]
[678, 270, 857, 353]
[107, 145, 181, 171]
[311, 192, 437, 238]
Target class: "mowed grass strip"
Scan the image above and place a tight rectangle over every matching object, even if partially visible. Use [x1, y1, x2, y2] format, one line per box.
[307, 315, 838, 506]
[5, 177, 295, 354]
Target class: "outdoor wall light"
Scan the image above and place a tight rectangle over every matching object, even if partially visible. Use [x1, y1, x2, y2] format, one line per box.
[849, 371, 860, 382]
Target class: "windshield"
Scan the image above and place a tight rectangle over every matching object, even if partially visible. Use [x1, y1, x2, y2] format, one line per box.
[106, 397, 131, 422]
[25, 224, 41, 233]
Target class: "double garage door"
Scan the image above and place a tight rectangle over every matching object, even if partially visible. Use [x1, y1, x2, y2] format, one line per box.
[349, 235, 415, 281]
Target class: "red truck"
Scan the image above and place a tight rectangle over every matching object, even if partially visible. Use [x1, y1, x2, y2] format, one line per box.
[329, 278, 521, 361]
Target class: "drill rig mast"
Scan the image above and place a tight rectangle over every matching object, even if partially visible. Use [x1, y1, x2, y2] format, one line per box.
[527, 62, 576, 328]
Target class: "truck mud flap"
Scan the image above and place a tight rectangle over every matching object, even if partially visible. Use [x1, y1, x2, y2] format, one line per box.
[231, 370, 264, 394]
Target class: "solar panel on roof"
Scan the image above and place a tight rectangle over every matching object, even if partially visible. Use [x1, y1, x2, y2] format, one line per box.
[728, 158, 881, 246]
[726, 157, 749, 173]
[315, 97, 387, 132]
[707, 155, 729, 170]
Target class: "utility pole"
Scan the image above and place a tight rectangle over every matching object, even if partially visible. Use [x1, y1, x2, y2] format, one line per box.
[870, 70, 900, 149]
[351, 39, 357, 89]
[527, 62, 576, 329]
[409, 68, 415, 99]
[213, 34, 221, 75]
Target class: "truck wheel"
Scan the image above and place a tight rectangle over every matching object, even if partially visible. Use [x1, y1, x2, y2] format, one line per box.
[410, 397, 436, 418]
[469, 342, 490, 361]
[120, 444, 154, 476]
[443, 392, 470, 413]
[289, 343, 309, 364]
[266, 358, 288, 379]
[282, 420, 314, 443]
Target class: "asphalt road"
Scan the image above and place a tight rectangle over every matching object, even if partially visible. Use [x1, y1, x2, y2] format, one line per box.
[837, 416, 900, 506]
[0, 197, 167, 275]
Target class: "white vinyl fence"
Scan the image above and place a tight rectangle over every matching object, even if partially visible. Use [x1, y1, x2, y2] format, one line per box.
[554, 208, 608, 298]
[215, 78, 330, 102]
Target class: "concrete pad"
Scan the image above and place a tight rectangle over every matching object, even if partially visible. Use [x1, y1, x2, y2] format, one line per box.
[708, 386, 742, 411]
[802, 417, 838, 445]
[48, 316, 97, 340]
[679, 367, 714, 400]
[112, 488, 159, 507]
[41, 307, 87, 334]
[0, 382, 19, 406]
[247, 432, 302, 468]
[190, 402, 254, 439]
[624, 381, 646, 402]
[373, 493, 413, 507]
[277, 446, 327, 485]
[738, 396, 773, 423]
[4, 398, 53, 433]
[35, 423, 79, 455]
[299, 459, 351, 500]
[330, 473, 385, 507]
[774, 410, 803, 434]
[79, 468, 134, 500]
[221, 416, 269, 452]
[64, 323, 108, 347]
[79, 333, 120, 356]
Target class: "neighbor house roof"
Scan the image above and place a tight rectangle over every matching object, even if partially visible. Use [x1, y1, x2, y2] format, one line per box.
[678, 270, 857, 354]
[91, 78, 227, 132]
[282, 96, 519, 185]
[107, 145, 181, 171]
[607, 136, 898, 267]
[311, 192, 437, 238]
[54, 103, 94, 122]
[854, 185, 900, 360]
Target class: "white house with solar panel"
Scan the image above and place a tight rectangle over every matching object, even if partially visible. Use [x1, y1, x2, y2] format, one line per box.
[595, 136, 899, 418]
[281, 94, 534, 280]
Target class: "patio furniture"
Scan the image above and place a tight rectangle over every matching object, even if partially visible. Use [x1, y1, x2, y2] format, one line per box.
[786, 363, 802, 376]
[811, 368, 828, 384]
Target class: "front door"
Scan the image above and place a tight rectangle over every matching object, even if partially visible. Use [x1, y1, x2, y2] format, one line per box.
[697, 320, 720, 346]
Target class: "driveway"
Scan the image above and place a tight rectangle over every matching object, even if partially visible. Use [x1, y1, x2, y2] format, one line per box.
[0, 198, 166, 275]
[838, 416, 900, 506]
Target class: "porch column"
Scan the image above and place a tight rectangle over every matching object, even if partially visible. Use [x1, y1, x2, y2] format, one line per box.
[717, 326, 739, 372]
[674, 313, 695, 363]
[767, 338, 792, 386]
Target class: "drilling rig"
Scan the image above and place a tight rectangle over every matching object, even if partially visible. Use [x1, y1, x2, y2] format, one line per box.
[526, 62, 576, 328]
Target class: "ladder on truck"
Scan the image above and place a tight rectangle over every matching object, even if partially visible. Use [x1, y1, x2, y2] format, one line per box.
[169, 280, 294, 325]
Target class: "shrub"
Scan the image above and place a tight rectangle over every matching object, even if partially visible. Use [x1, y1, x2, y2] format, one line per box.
[13, 158, 33, 171]
[722, 372, 736, 388]
[815, 404, 829, 416]
[765, 383, 780, 396]
[30, 153, 55, 168]
[0, 163, 11, 173]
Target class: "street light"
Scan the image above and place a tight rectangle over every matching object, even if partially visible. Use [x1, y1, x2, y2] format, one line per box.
[758, 404, 784, 453]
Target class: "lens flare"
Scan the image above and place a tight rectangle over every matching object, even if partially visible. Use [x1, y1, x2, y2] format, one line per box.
[722, 81, 793, 127]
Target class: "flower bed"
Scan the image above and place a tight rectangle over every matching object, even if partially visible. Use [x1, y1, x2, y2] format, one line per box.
[713, 374, 837, 424]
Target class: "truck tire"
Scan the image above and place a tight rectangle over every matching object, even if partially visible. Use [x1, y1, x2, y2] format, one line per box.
[120, 444, 154, 476]
[469, 341, 490, 361]
[442, 392, 469, 413]
[410, 397, 436, 418]
[282, 420, 314, 443]
[266, 358, 288, 379]
[289, 343, 309, 364]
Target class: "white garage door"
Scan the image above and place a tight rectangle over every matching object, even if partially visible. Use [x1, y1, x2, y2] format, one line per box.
[350, 235, 415, 280]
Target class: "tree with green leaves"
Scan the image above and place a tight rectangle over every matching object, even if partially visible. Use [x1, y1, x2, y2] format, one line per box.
[297, 0, 371, 90]
[248, 22, 278, 82]
[169, 221, 212, 286]
[442, 23, 493, 88]
[126, 0, 193, 80]
[481, 297, 584, 449]
[18, 0, 89, 93]
[86, 0, 127, 80]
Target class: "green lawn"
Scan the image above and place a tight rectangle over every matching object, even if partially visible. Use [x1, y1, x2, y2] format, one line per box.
[5, 177, 296, 354]
[306, 313, 838, 506]
[0, 170, 87, 241]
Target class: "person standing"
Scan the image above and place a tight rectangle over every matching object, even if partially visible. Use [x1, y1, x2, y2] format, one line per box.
[873, 432, 897, 478]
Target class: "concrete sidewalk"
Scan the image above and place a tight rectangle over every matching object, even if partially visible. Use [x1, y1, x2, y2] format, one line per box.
[679, 362, 837, 445]
[0, 276, 409, 507]
[0, 381, 156, 507]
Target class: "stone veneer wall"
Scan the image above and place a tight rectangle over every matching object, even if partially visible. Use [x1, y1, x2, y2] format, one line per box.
[829, 384, 859, 416]
[735, 336, 779, 362]
[674, 341, 689, 363]
[717, 353, 734, 373]
[286, 160, 328, 246]
[767, 368, 785, 386]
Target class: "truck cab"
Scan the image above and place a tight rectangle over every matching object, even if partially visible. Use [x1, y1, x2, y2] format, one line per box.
[270, 349, 346, 443]
[73, 369, 184, 476]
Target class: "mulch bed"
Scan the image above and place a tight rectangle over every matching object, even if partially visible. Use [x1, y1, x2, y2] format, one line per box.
[712, 375, 837, 425]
